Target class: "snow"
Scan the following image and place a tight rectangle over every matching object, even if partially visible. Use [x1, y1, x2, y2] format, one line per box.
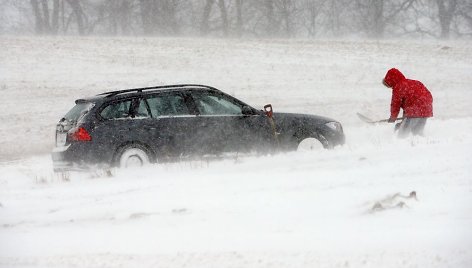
[1, 36, 472, 267]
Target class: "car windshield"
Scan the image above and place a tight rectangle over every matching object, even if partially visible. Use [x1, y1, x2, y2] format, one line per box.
[64, 101, 94, 122]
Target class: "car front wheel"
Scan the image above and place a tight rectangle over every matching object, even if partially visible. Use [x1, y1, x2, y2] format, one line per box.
[297, 137, 325, 151]
[297, 133, 333, 151]
[117, 145, 151, 168]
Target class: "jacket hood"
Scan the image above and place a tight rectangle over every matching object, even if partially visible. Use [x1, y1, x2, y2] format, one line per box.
[384, 68, 406, 88]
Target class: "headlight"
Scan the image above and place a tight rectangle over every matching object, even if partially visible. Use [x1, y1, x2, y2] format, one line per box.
[325, 121, 343, 133]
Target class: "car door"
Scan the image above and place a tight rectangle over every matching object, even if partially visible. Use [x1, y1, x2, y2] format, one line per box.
[93, 97, 155, 161]
[139, 92, 198, 160]
[189, 90, 275, 155]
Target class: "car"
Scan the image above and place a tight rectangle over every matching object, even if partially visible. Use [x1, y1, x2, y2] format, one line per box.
[51, 84, 344, 171]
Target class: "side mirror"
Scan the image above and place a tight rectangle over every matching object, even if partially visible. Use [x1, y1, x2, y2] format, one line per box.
[242, 106, 254, 115]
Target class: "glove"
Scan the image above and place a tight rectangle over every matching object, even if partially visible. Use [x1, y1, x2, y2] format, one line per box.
[387, 118, 396, 123]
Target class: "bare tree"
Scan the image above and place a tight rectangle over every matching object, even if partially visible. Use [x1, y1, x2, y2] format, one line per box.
[65, 0, 86, 35]
[30, 0, 43, 33]
[302, 0, 327, 37]
[139, 0, 153, 34]
[200, 0, 213, 35]
[325, 0, 348, 36]
[164, 0, 181, 34]
[354, 0, 415, 38]
[277, 0, 297, 37]
[264, 0, 277, 36]
[30, 0, 61, 34]
[139, 0, 181, 35]
[436, 0, 457, 39]
[199, 0, 231, 36]
[12, 0, 472, 38]
[106, 0, 133, 35]
[235, 0, 244, 36]
[217, 0, 229, 36]
[51, 0, 60, 33]
[459, 1, 472, 26]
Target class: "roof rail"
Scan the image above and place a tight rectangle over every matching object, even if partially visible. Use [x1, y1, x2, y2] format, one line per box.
[97, 84, 220, 97]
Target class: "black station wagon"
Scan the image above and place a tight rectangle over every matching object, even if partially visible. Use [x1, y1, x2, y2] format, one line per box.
[52, 84, 344, 171]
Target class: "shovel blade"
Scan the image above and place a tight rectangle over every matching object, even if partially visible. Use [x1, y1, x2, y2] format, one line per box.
[356, 113, 375, 123]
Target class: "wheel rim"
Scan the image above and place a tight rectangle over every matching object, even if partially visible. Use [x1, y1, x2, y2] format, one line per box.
[297, 138, 324, 151]
[119, 147, 150, 168]
[126, 155, 143, 167]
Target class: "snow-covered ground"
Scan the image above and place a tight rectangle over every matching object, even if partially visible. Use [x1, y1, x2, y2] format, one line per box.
[0, 36, 471, 267]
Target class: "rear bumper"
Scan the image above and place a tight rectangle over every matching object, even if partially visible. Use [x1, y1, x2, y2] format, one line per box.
[51, 145, 83, 172]
[51, 143, 112, 172]
[51, 160, 90, 172]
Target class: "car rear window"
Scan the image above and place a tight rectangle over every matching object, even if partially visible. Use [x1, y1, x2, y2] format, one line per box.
[64, 101, 94, 122]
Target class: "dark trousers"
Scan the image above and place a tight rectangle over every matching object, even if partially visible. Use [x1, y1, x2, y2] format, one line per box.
[397, 118, 428, 138]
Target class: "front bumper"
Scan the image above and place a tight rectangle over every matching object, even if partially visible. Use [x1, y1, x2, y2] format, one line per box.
[320, 125, 345, 148]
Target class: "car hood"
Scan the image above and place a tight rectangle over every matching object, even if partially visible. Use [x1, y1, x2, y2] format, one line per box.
[273, 112, 336, 125]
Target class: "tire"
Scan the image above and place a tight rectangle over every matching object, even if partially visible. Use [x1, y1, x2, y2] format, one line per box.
[116, 144, 151, 168]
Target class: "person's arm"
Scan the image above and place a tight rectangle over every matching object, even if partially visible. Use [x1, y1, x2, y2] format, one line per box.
[389, 87, 402, 122]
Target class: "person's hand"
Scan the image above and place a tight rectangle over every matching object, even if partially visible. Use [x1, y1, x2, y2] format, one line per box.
[388, 118, 396, 123]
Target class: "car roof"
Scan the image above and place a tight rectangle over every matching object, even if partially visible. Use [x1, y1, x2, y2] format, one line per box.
[76, 84, 221, 104]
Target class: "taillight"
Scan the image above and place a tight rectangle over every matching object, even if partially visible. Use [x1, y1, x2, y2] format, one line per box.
[69, 127, 92, 142]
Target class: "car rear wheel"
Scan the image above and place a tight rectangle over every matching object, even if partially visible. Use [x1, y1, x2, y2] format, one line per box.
[297, 137, 325, 151]
[117, 145, 151, 168]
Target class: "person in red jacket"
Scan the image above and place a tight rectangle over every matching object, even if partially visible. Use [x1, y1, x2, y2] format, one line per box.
[383, 68, 433, 137]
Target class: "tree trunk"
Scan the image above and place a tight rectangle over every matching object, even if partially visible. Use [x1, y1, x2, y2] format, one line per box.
[436, 0, 457, 39]
[51, 0, 60, 34]
[217, 0, 229, 36]
[66, 0, 85, 35]
[329, 0, 340, 36]
[161, 0, 180, 34]
[201, 0, 214, 35]
[119, 0, 132, 35]
[40, 0, 51, 32]
[168, 0, 180, 34]
[30, 0, 44, 34]
[30, 0, 61, 34]
[140, 0, 151, 34]
[280, 0, 294, 37]
[372, 0, 384, 38]
[306, 0, 318, 37]
[236, 0, 243, 37]
[61, 0, 65, 32]
[265, 0, 276, 37]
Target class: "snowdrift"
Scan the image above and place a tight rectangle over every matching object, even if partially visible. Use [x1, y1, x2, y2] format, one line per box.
[0, 37, 471, 267]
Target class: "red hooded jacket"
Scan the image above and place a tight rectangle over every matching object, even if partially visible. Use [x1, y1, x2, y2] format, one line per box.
[384, 68, 433, 120]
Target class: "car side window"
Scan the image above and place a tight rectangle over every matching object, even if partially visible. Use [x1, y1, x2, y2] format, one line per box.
[135, 99, 151, 118]
[146, 94, 190, 117]
[192, 92, 243, 115]
[100, 99, 132, 120]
